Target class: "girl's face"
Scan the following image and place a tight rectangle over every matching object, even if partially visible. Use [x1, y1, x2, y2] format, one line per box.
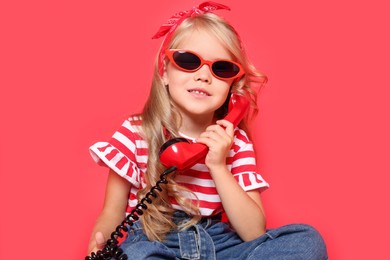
[163, 29, 234, 123]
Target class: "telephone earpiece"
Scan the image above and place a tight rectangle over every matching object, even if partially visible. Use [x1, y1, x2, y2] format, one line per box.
[159, 93, 250, 170]
[224, 92, 250, 129]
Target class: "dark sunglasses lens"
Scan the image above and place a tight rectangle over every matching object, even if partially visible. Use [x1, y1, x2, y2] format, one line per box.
[173, 51, 201, 70]
[212, 61, 240, 78]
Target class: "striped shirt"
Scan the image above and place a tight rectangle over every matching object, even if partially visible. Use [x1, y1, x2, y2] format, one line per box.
[89, 117, 269, 216]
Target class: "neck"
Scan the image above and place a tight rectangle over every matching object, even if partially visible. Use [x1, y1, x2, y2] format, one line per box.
[179, 113, 215, 138]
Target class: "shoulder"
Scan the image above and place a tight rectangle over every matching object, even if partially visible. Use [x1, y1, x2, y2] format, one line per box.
[125, 115, 143, 131]
[108, 116, 146, 151]
[230, 127, 255, 155]
[233, 127, 252, 144]
[115, 116, 144, 137]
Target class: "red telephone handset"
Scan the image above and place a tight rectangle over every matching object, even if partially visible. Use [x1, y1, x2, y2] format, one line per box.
[159, 93, 250, 170]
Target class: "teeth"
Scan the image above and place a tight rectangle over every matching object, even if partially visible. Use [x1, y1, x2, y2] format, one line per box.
[190, 90, 207, 96]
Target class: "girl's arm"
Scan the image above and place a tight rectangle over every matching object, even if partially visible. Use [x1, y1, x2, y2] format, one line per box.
[87, 169, 131, 254]
[209, 165, 266, 241]
[197, 120, 266, 241]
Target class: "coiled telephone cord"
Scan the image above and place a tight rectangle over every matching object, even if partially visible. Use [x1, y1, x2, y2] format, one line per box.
[85, 166, 177, 260]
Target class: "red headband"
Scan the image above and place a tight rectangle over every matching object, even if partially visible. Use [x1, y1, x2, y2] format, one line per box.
[152, 1, 231, 76]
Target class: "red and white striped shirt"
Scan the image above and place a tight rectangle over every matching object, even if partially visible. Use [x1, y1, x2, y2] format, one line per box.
[90, 117, 269, 216]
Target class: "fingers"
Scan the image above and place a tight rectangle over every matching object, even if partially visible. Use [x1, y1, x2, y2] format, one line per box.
[196, 121, 234, 170]
[216, 119, 234, 136]
[95, 232, 106, 250]
[199, 120, 234, 142]
[197, 120, 234, 152]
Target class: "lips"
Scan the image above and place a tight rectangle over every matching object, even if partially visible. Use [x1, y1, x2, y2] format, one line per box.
[188, 88, 210, 96]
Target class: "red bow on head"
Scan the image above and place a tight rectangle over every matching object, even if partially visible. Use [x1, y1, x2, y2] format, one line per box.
[152, 1, 231, 75]
[152, 1, 230, 39]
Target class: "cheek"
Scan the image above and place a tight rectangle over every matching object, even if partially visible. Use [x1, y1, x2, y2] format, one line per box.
[166, 73, 189, 97]
[166, 67, 189, 86]
[219, 81, 233, 96]
[167, 76, 182, 92]
[219, 81, 233, 104]
[215, 83, 232, 108]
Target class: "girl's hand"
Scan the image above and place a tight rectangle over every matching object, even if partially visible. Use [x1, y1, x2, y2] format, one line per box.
[88, 231, 106, 255]
[196, 119, 234, 172]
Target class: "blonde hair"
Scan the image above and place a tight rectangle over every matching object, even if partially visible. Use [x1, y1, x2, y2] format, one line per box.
[134, 12, 267, 241]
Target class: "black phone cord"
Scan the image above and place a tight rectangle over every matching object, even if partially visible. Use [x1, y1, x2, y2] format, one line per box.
[85, 166, 177, 260]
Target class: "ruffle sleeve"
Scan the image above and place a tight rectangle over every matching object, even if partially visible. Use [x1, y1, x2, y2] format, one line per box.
[89, 119, 144, 188]
[230, 128, 269, 192]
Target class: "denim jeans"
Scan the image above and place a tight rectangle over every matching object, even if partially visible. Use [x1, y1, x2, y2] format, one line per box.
[120, 211, 328, 259]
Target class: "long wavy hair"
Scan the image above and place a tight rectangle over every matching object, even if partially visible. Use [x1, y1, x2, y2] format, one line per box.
[133, 13, 267, 241]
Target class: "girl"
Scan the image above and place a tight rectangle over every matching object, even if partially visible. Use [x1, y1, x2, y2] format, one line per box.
[87, 2, 327, 259]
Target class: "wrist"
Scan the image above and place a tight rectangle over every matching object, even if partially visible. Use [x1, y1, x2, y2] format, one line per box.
[208, 164, 229, 175]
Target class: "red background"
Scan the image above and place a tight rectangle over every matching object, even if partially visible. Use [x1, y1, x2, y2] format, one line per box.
[1, 0, 389, 259]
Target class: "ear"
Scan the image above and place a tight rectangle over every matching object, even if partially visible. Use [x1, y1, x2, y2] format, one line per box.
[162, 61, 169, 86]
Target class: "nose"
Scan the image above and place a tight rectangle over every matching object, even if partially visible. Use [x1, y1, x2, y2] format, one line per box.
[194, 64, 212, 83]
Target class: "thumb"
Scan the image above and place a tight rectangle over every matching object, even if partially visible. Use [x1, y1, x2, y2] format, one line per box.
[95, 232, 106, 249]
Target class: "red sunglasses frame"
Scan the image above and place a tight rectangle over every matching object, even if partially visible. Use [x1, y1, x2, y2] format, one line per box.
[165, 49, 245, 81]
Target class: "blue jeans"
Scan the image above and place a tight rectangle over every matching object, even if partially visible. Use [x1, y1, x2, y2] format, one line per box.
[120, 211, 327, 259]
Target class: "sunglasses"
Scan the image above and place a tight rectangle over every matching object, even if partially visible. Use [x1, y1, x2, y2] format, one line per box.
[165, 49, 245, 80]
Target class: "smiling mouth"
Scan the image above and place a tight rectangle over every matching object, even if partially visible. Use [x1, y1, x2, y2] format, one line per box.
[188, 89, 210, 96]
